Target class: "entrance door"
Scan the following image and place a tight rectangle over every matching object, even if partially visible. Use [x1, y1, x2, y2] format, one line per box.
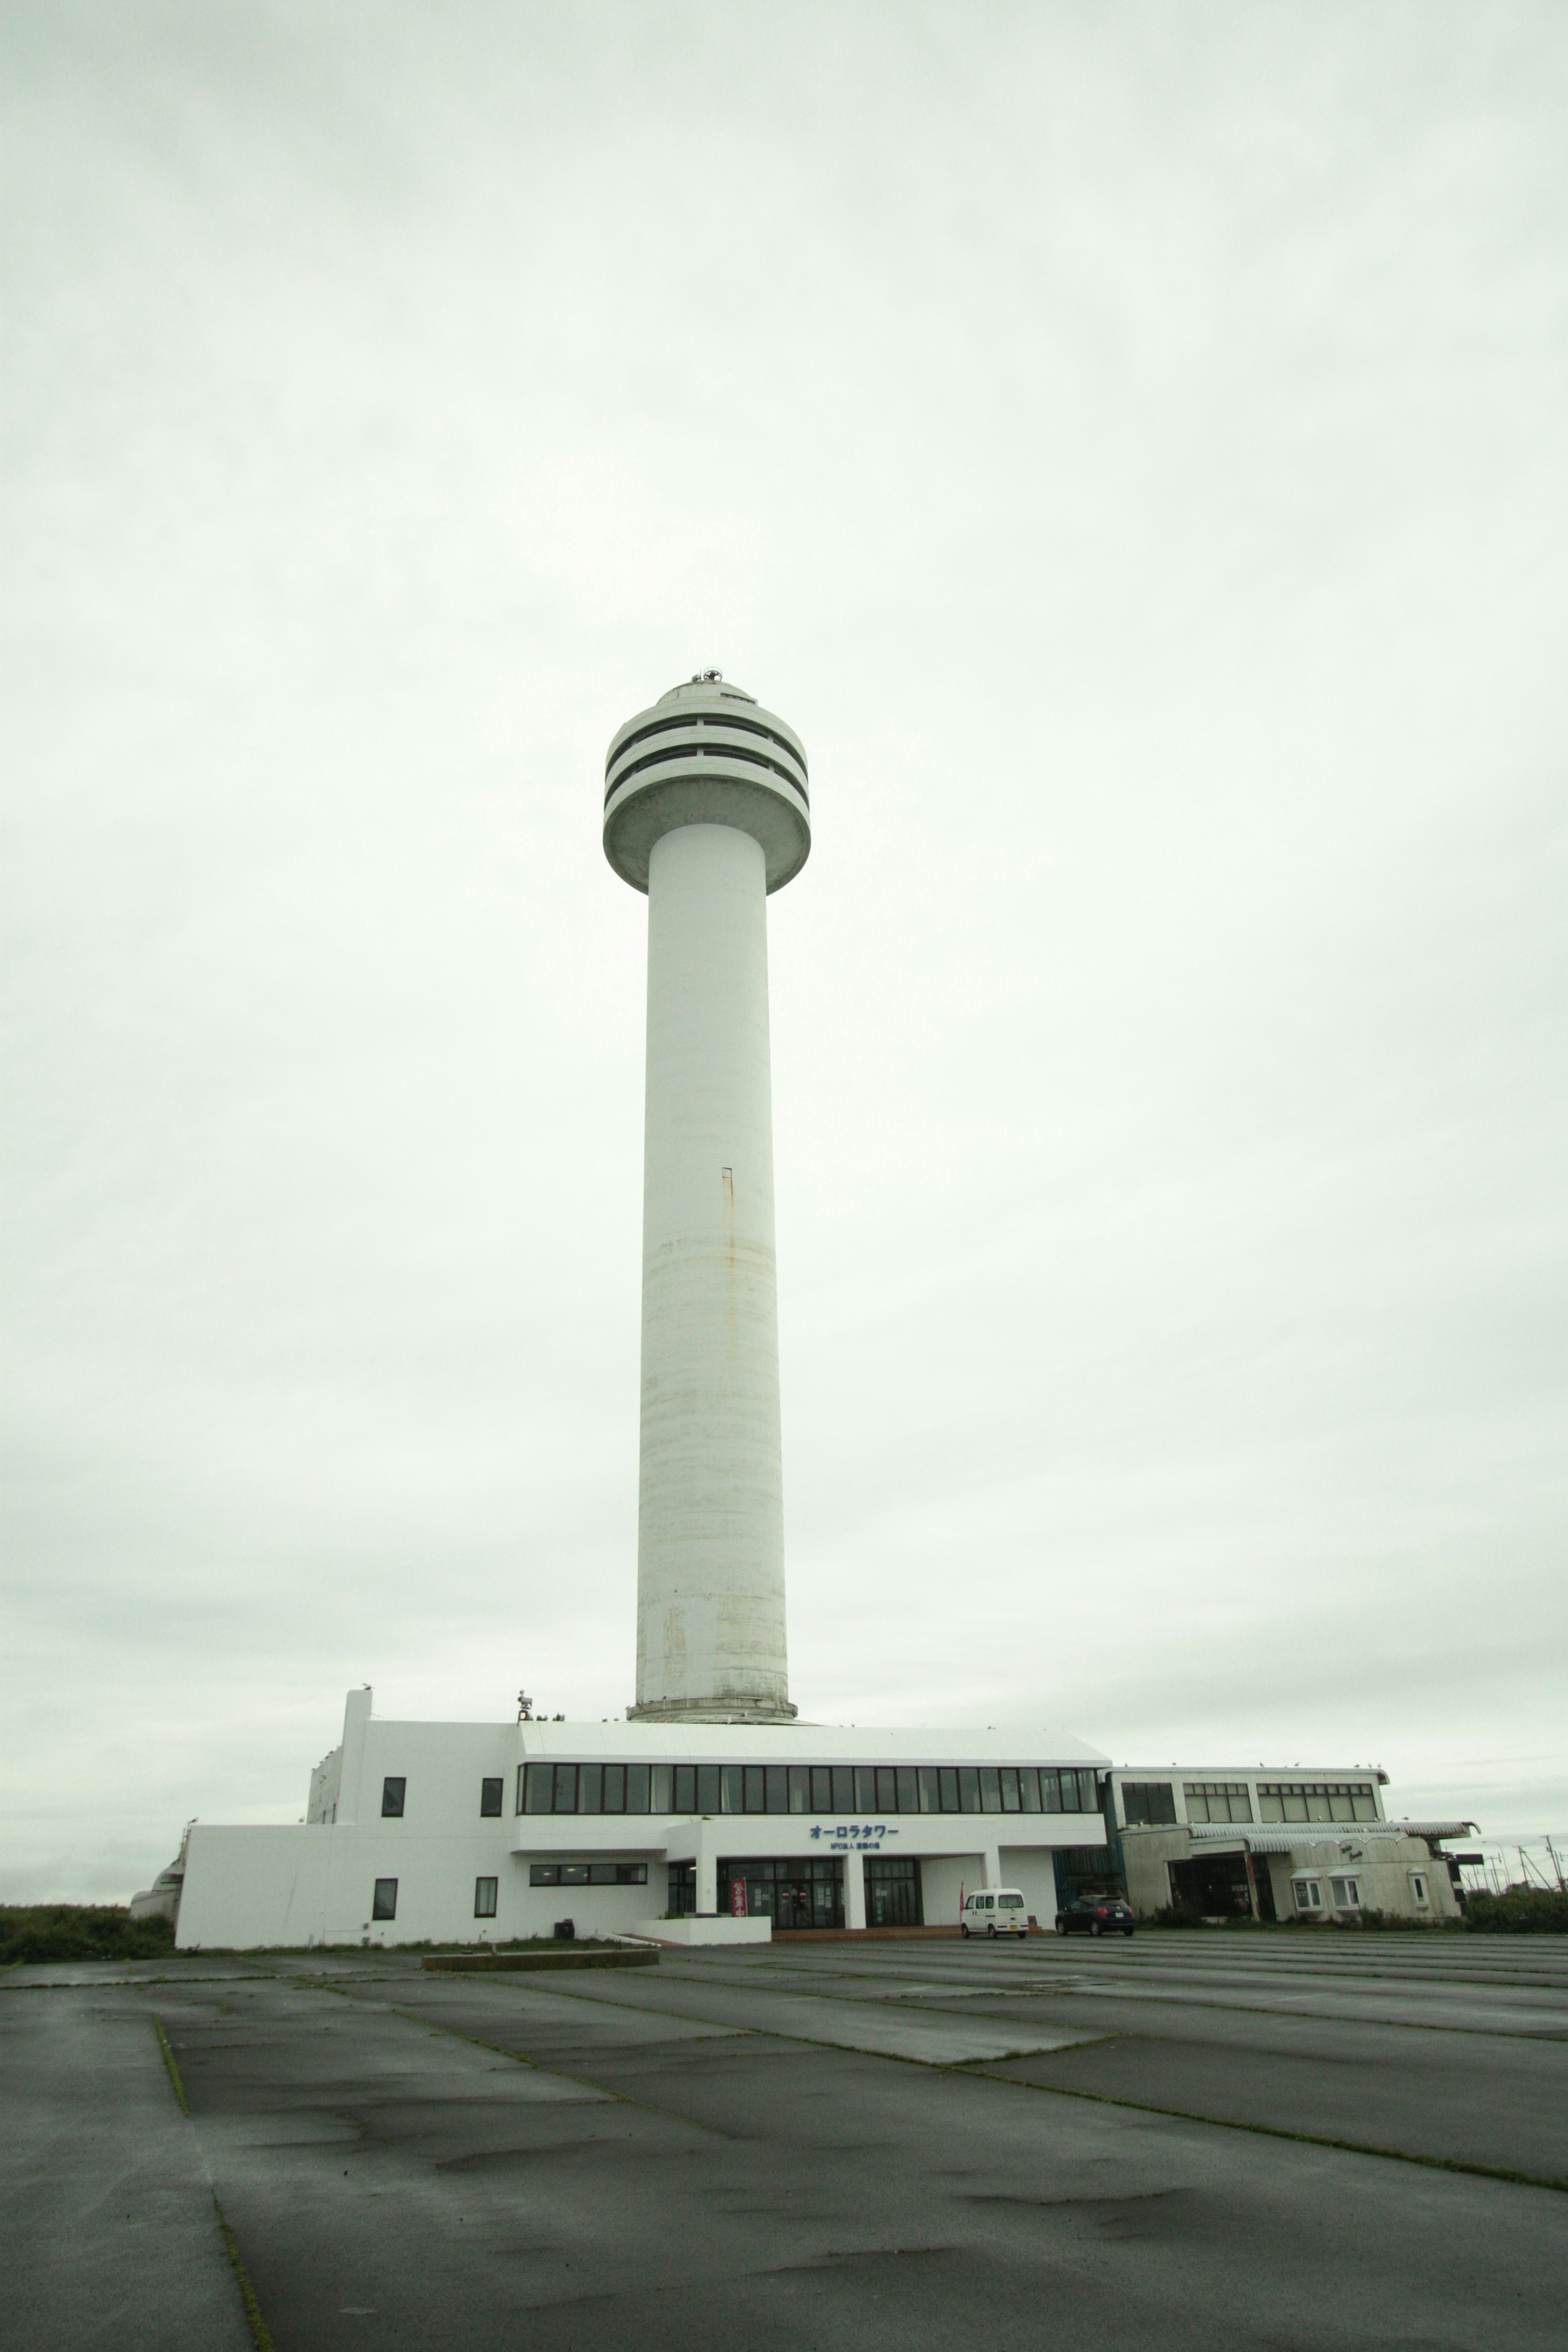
[773, 1877, 814, 1930]
[865, 1858, 923, 1927]
[1168, 1852, 1251, 1918]
[719, 1858, 844, 1929]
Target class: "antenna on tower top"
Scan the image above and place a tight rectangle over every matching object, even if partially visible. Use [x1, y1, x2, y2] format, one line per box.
[692, 668, 722, 683]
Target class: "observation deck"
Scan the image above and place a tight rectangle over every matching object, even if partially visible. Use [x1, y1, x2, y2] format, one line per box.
[603, 672, 810, 893]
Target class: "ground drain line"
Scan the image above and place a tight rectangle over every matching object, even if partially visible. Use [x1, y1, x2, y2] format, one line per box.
[149, 2025, 278, 2344]
[962, 2070, 1568, 2194]
[151, 2015, 188, 2114]
[214, 2196, 277, 2352]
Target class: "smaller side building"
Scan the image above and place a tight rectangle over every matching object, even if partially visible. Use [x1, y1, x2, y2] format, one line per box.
[1102, 1767, 1472, 1924]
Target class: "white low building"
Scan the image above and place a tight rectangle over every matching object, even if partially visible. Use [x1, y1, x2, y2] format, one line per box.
[1103, 1766, 1473, 1923]
[175, 1688, 1112, 1949]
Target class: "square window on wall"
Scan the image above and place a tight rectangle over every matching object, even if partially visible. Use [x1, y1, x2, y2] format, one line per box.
[381, 1777, 406, 1819]
[474, 1877, 498, 1918]
[480, 1778, 503, 1818]
[372, 1878, 398, 1920]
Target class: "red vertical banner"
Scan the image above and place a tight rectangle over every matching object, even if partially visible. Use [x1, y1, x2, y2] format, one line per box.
[731, 1878, 747, 1918]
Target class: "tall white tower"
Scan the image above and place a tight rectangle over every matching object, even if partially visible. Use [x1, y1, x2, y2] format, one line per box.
[604, 673, 810, 1724]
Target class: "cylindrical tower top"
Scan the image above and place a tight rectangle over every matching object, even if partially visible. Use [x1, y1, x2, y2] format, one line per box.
[603, 672, 810, 894]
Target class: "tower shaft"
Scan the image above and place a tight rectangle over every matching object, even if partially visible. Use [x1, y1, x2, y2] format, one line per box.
[604, 671, 809, 1724]
[634, 823, 791, 1720]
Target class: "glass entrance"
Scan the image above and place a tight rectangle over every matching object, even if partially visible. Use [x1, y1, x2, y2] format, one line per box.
[720, 1857, 843, 1929]
[865, 1856, 923, 1927]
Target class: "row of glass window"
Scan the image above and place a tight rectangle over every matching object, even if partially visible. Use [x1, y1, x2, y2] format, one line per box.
[1183, 1782, 1255, 1824]
[376, 1770, 1379, 1830]
[529, 1863, 650, 1886]
[1118, 1779, 1382, 1828]
[1259, 1782, 1379, 1823]
[517, 1761, 1102, 1819]
[1292, 1874, 1365, 1911]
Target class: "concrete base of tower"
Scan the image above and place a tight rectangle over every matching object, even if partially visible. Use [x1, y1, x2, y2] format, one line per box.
[626, 1696, 800, 1725]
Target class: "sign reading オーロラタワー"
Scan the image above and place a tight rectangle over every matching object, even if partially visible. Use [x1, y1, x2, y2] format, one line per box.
[810, 1824, 900, 1853]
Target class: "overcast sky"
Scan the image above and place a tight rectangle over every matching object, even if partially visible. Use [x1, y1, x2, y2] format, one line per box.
[4, 1, 1564, 1902]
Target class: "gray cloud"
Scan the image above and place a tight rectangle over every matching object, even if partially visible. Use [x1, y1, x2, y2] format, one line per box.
[3, 0, 1564, 1900]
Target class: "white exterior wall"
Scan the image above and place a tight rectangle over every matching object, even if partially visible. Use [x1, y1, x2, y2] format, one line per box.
[175, 1693, 1109, 1949]
[1269, 1836, 1461, 1922]
[1117, 1829, 1460, 1923]
[999, 1849, 1062, 1927]
[920, 1857, 969, 1927]
[636, 822, 789, 1721]
[178, 1826, 668, 1950]
[917, 1853, 1058, 1928]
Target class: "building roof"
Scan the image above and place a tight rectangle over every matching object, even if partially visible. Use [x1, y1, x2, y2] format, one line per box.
[1182, 1822, 1474, 1855]
[1109, 1764, 1390, 1784]
[513, 1722, 1109, 1766]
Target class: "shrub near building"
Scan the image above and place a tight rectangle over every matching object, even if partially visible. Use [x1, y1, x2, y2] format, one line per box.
[1463, 1887, 1568, 1933]
[0, 1905, 177, 1966]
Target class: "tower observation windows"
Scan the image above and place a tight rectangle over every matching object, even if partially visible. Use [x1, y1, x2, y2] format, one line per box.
[604, 737, 809, 808]
[606, 711, 808, 796]
[513, 1760, 1102, 1817]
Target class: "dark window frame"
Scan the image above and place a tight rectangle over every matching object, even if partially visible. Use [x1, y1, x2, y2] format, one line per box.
[1121, 1781, 1178, 1827]
[371, 1877, 397, 1920]
[474, 1876, 498, 1917]
[380, 1776, 406, 1819]
[480, 1777, 503, 1818]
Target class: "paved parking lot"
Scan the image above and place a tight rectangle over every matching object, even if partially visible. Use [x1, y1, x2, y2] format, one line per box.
[4, 1931, 1565, 2350]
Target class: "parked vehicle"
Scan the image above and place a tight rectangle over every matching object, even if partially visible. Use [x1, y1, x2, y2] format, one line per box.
[1055, 1895, 1134, 1938]
[960, 1888, 1031, 1938]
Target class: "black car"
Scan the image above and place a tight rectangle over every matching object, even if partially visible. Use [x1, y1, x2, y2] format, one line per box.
[1054, 1895, 1134, 1937]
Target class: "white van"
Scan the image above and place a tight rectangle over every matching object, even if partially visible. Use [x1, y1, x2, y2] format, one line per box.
[960, 1888, 1031, 1939]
